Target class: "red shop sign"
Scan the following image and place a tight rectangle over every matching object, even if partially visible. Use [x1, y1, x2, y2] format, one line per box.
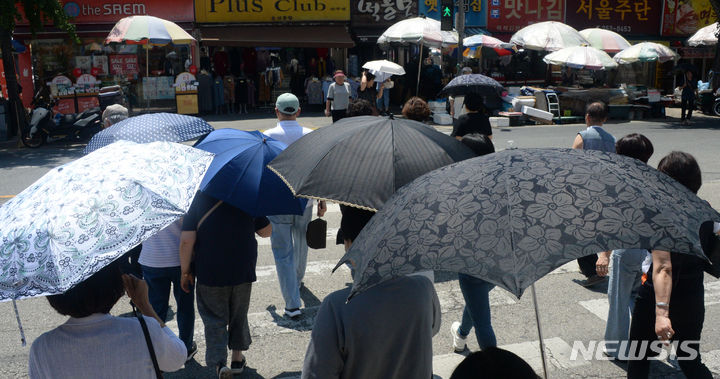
[565, 0, 661, 35]
[109, 54, 139, 77]
[487, 0, 565, 33]
[17, 0, 194, 25]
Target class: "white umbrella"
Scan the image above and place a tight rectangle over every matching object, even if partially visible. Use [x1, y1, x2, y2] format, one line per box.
[543, 46, 618, 70]
[362, 60, 406, 75]
[579, 28, 631, 53]
[377, 17, 458, 48]
[510, 21, 589, 52]
[688, 22, 718, 46]
[614, 42, 679, 64]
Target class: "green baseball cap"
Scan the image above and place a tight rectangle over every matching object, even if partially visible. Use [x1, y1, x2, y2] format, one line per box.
[276, 93, 300, 115]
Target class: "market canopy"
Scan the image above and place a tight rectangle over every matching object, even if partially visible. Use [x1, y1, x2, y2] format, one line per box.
[614, 42, 679, 64]
[579, 28, 631, 53]
[377, 17, 457, 48]
[510, 21, 588, 52]
[199, 25, 354, 48]
[543, 46, 618, 70]
[687, 22, 718, 47]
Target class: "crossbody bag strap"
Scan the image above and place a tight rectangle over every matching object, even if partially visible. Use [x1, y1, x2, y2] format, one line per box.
[197, 200, 223, 230]
[132, 302, 163, 379]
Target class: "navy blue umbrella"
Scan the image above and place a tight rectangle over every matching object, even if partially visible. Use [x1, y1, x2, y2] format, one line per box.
[195, 129, 308, 217]
[83, 113, 214, 153]
[438, 73, 504, 97]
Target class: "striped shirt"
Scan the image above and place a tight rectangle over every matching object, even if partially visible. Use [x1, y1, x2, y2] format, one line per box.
[138, 219, 182, 268]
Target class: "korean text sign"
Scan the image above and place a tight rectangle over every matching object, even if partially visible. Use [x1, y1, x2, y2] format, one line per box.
[661, 0, 716, 36]
[420, 0, 487, 27]
[195, 0, 350, 22]
[565, 0, 661, 35]
[487, 0, 564, 33]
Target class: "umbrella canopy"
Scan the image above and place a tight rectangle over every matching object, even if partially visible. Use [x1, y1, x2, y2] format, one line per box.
[510, 21, 588, 52]
[105, 15, 195, 45]
[688, 22, 718, 46]
[543, 46, 618, 70]
[614, 42, 679, 64]
[579, 28, 631, 53]
[438, 74, 504, 97]
[0, 141, 213, 301]
[336, 148, 720, 300]
[195, 129, 307, 217]
[462, 35, 515, 57]
[84, 113, 214, 154]
[377, 17, 458, 48]
[267, 116, 475, 211]
[362, 60, 405, 75]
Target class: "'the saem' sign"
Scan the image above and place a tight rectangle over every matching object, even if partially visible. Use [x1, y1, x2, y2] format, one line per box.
[16, 0, 195, 24]
[195, 0, 350, 22]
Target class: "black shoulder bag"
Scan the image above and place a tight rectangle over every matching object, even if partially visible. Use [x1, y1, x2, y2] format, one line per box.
[132, 301, 163, 378]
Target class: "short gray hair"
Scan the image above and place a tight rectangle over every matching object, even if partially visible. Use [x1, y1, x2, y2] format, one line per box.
[461, 67, 473, 74]
[102, 104, 129, 127]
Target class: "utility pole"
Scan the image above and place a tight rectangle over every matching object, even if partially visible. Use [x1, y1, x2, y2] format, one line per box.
[456, 0, 465, 72]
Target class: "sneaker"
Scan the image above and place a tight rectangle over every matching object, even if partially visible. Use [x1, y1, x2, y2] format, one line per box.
[284, 308, 302, 318]
[580, 275, 607, 287]
[217, 365, 232, 379]
[450, 321, 467, 352]
[185, 342, 198, 363]
[231, 358, 247, 374]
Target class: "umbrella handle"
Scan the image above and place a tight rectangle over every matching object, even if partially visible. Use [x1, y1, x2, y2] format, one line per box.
[531, 283, 549, 379]
[12, 300, 26, 347]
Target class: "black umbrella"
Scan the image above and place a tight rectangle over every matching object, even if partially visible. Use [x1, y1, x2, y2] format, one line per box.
[267, 116, 476, 211]
[438, 73, 505, 97]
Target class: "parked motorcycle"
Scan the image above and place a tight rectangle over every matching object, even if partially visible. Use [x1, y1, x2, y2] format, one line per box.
[21, 94, 102, 148]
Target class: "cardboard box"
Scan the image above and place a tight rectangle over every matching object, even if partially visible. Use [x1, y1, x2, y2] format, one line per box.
[489, 117, 510, 127]
[521, 105, 553, 124]
[432, 113, 453, 125]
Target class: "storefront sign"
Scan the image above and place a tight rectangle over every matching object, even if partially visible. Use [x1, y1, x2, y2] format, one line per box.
[142, 76, 175, 100]
[420, 0, 486, 27]
[565, 0, 662, 35]
[175, 72, 198, 114]
[77, 96, 100, 112]
[109, 54, 139, 78]
[678, 46, 715, 58]
[93, 56, 109, 76]
[0, 51, 34, 107]
[17, 0, 194, 24]
[487, 0, 564, 32]
[195, 0, 350, 22]
[661, 0, 716, 36]
[352, 0, 416, 26]
[55, 99, 77, 115]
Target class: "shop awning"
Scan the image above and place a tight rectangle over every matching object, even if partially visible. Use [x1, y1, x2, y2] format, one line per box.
[199, 25, 354, 48]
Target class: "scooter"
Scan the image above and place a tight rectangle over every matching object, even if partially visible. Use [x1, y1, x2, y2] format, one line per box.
[21, 93, 102, 148]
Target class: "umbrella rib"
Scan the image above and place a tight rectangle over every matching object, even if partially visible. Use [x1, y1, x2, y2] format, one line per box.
[504, 152, 522, 298]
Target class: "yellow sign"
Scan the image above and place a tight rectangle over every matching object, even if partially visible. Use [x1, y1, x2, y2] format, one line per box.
[177, 93, 199, 115]
[195, 0, 350, 22]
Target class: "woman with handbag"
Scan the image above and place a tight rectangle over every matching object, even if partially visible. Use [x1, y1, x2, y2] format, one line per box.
[29, 254, 187, 378]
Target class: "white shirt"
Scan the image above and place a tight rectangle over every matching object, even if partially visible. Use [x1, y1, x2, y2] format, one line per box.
[264, 120, 313, 147]
[138, 219, 182, 268]
[29, 313, 186, 379]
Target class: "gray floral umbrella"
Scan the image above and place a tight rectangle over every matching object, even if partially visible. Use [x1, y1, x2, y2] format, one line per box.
[337, 148, 720, 300]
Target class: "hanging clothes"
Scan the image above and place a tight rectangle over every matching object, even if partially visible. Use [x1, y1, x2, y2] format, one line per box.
[242, 48, 257, 76]
[224, 75, 236, 104]
[258, 73, 271, 102]
[306, 79, 324, 105]
[236, 77, 249, 105]
[213, 50, 229, 77]
[212, 75, 224, 109]
[198, 71, 213, 113]
[256, 49, 270, 72]
[247, 79, 256, 107]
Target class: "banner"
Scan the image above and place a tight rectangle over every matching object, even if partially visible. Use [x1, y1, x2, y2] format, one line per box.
[195, 0, 350, 22]
[109, 54, 139, 78]
[565, 0, 662, 35]
[487, 0, 564, 33]
[662, 0, 716, 36]
[352, 0, 416, 27]
[420, 0, 486, 27]
[17, 0, 194, 25]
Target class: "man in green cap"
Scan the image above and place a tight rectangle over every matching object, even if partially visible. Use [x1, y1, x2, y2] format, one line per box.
[264, 93, 326, 319]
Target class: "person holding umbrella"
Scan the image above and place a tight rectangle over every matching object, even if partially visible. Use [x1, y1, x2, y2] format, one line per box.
[449, 67, 473, 125]
[180, 192, 272, 377]
[358, 71, 382, 115]
[29, 256, 188, 378]
[450, 93, 493, 140]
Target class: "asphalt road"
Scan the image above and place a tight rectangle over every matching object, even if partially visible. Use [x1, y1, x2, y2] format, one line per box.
[1, 111, 719, 378]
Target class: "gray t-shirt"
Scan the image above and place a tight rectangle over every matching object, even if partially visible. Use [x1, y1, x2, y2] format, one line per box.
[302, 275, 441, 379]
[327, 82, 351, 111]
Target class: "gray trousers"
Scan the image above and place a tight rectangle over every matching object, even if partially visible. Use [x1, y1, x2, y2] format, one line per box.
[196, 283, 252, 367]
